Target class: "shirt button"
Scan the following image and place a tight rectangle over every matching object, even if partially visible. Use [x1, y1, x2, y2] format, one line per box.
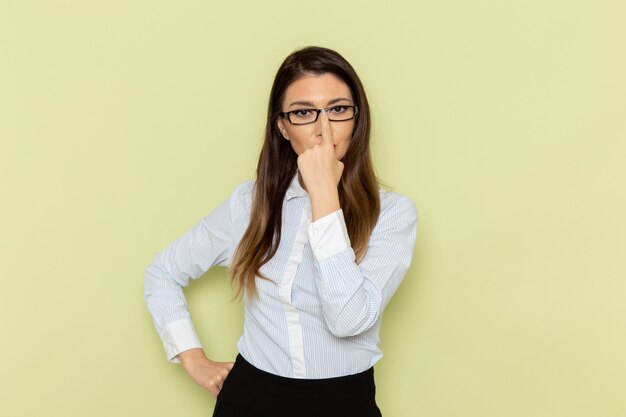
[316, 245, 322, 250]
[312, 228, 318, 235]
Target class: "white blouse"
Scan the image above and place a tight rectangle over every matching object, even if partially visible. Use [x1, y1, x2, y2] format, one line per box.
[144, 170, 418, 378]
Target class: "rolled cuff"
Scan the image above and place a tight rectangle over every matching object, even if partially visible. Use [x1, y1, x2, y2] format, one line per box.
[307, 209, 351, 260]
[158, 318, 203, 363]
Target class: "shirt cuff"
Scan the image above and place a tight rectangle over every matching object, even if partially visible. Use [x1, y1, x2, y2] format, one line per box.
[158, 318, 203, 363]
[307, 209, 351, 261]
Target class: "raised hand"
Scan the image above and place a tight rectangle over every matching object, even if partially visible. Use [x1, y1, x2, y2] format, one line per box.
[297, 111, 343, 221]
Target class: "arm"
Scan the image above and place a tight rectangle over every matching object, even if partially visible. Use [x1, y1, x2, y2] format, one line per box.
[296, 112, 418, 336]
[143, 186, 239, 363]
[307, 194, 418, 338]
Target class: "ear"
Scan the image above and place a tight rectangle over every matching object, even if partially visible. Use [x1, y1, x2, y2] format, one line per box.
[277, 118, 290, 140]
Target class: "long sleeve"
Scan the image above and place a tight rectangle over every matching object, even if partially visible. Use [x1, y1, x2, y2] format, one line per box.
[144, 192, 234, 363]
[307, 194, 418, 338]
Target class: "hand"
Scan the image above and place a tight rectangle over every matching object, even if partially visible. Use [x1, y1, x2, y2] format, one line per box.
[178, 348, 234, 398]
[297, 111, 344, 194]
[297, 112, 343, 221]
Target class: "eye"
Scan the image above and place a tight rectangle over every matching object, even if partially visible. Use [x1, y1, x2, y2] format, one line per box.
[293, 109, 313, 117]
[330, 105, 348, 114]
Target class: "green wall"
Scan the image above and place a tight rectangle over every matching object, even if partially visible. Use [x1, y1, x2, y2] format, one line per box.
[2, 1, 625, 416]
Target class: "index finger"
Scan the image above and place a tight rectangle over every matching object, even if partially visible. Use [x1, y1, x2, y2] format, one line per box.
[320, 111, 333, 147]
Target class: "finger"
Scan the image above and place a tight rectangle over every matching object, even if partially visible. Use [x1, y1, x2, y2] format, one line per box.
[320, 111, 333, 148]
[207, 380, 220, 396]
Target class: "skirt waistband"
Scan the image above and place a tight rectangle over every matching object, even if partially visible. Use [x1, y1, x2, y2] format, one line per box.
[234, 353, 375, 388]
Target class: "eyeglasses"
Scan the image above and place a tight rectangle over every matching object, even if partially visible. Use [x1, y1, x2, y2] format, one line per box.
[280, 105, 358, 125]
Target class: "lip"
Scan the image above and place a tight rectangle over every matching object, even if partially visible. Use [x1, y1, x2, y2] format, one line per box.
[333, 144, 337, 148]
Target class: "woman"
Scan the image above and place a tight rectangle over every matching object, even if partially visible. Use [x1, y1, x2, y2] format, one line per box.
[144, 45, 418, 417]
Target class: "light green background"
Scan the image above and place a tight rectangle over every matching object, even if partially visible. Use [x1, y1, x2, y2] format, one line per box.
[2, 1, 625, 416]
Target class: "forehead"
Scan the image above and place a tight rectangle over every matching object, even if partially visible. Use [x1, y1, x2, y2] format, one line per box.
[283, 73, 353, 106]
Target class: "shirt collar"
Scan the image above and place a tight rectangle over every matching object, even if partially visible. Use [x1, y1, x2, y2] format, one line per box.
[285, 169, 308, 200]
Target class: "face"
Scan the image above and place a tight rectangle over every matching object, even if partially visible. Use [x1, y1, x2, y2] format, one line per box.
[277, 72, 356, 160]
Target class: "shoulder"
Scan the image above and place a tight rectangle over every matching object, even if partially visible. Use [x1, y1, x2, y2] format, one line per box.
[374, 187, 418, 232]
[226, 179, 256, 214]
[378, 188, 417, 218]
[231, 179, 256, 200]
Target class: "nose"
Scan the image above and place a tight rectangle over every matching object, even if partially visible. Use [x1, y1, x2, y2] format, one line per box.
[314, 110, 329, 137]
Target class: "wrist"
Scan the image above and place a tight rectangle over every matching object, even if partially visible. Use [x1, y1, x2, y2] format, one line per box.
[178, 348, 210, 366]
[310, 198, 340, 222]
[307, 178, 338, 195]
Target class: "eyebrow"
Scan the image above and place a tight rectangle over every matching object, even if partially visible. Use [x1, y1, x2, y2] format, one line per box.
[288, 97, 352, 108]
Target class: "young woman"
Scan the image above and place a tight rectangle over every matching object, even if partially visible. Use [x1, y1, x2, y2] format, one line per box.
[144, 46, 418, 417]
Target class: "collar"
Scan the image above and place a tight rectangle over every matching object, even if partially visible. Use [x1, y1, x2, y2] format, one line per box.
[285, 169, 308, 200]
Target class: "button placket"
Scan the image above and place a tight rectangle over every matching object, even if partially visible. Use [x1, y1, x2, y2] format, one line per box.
[277, 204, 309, 378]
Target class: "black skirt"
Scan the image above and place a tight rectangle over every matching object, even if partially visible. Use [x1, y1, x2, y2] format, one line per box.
[212, 353, 383, 417]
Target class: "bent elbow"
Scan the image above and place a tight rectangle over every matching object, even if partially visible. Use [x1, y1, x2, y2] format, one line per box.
[326, 308, 380, 338]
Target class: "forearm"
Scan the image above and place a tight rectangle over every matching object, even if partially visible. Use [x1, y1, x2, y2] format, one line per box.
[308, 195, 418, 338]
[309, 182, 340, 222]
[314, 249, 384, 337]
[177, 347, 208, 365]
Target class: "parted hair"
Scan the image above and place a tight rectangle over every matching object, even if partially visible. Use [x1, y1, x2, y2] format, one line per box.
[228, 46, 381, 301]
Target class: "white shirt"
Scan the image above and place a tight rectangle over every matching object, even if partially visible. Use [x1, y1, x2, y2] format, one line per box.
[144, 170, 418, 378]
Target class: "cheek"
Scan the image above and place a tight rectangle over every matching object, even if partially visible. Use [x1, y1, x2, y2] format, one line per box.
[334, 123, 355, 140]
[292, 126, 317, 144]
[287, 129, 315, 153]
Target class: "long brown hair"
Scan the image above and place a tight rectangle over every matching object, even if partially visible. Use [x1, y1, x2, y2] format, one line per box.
[229, 46, 381, 301]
